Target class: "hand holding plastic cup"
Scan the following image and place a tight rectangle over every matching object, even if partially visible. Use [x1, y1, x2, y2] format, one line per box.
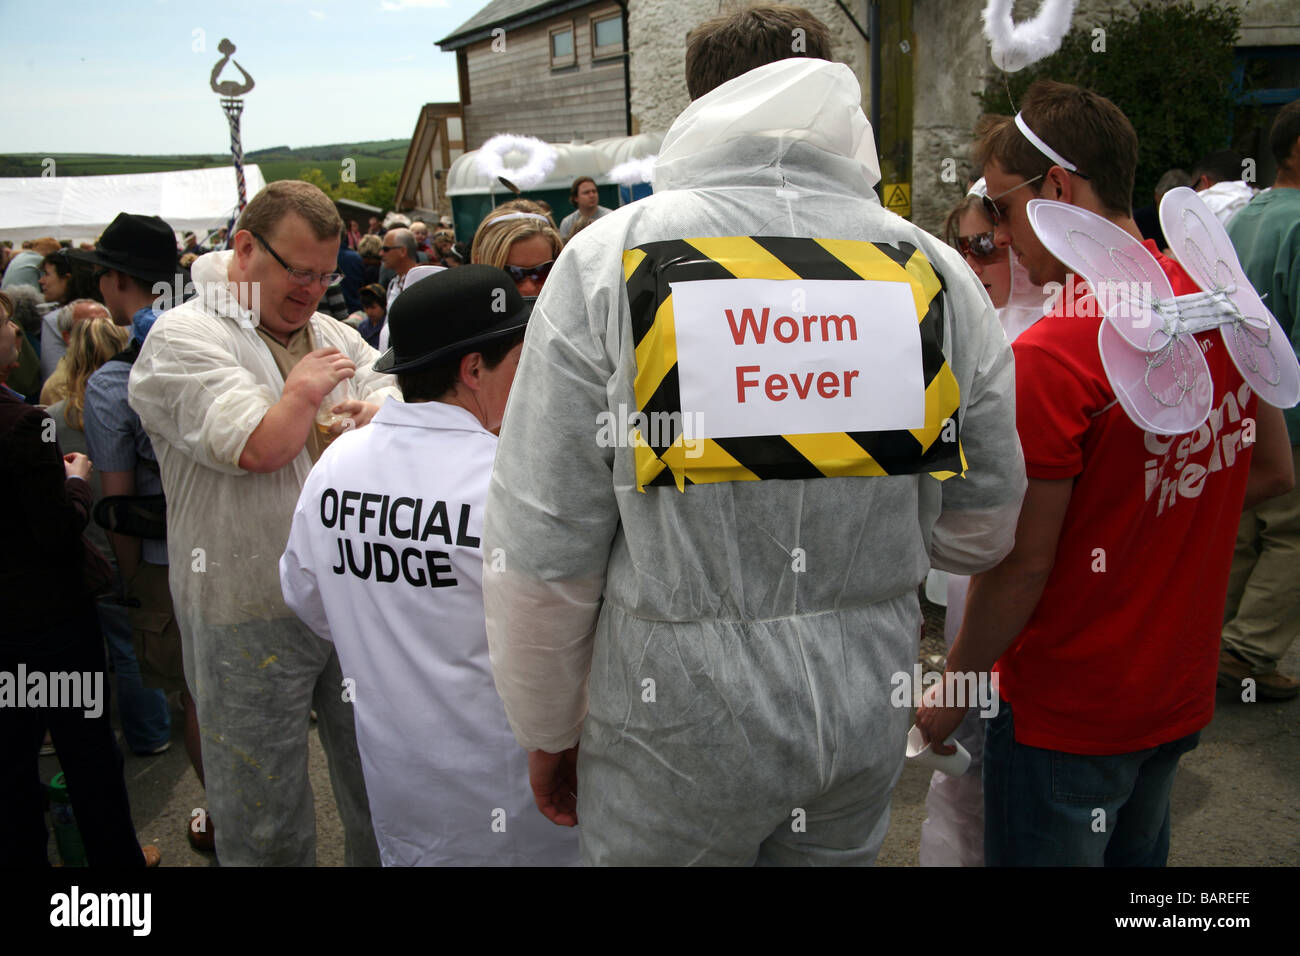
[315, 381, 356, 447]
[906, 724, 972, 776]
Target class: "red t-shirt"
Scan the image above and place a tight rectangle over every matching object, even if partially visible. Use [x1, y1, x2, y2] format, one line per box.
[999, 240, 1256, 754]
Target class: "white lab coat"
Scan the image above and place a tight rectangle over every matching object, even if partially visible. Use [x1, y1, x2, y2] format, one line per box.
[280, 399, 580, 866]
[128, 248, 399, 865]
[127, 249, 402, 684]
[483, 58, 1027, 864]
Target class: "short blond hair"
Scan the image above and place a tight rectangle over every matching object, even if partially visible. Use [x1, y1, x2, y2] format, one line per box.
[470, 201, 563, 270]
[237, 180, 342, 241]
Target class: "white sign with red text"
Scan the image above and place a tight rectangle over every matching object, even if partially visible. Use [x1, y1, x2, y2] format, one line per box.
[669, 278, 924, 439]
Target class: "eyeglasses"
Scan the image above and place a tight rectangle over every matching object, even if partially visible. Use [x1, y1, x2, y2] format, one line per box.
[504, 260, 553, 285]
[981, 173, 1046, 226]
[956, 231, 1000, 261]
[252, 231, 342, 287]
[380, 245, 402, 252]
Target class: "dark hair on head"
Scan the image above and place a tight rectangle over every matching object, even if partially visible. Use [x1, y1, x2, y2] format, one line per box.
[42, 250, 103, 303]
[397, 328, 526, 403]
[1191, 149, 1245, 185]
[569, 176, 596, 202]
[973, 80, 1138, 218]
[42, 249, 73, 278]
[1269, 99, 1300, 172]
[359, 285, 386, 309]
[685, 4, 832, 100]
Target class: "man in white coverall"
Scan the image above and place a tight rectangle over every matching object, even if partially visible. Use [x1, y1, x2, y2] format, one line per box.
[483, 6, 1026, 866]
[280, 266, 579, 865]
[129, 181, 395, 865]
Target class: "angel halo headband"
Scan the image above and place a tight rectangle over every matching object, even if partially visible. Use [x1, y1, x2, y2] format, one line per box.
[1015, 112, 1079, 173]
[1027, 187, 1300, 436]
[487, 212, 550, 224]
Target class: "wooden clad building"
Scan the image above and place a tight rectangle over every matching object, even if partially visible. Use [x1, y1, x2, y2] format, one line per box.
[393, 102, 466, 218]
[437, 0, 631, 149]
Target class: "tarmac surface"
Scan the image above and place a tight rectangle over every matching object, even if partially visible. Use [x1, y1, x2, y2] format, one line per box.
[39, 595, 1300, 867]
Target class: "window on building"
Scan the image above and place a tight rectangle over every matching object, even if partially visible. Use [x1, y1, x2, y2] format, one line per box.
[592, 12, 623, 60]
[550, 24, 575, 69]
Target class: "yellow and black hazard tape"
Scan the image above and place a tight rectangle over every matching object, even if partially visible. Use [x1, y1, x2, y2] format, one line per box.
[622, 236, 964, 492]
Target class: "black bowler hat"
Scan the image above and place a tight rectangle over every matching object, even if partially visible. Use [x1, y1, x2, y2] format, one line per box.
[374, 264, 533, 375]
[70, 212, 179, 284]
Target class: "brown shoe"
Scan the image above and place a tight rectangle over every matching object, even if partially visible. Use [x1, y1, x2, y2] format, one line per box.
[188, 812, 215, 853]
[1218, 649, 1300, 701]
[141, 844, 162, 867]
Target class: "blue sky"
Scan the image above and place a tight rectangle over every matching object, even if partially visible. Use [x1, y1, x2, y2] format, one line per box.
[0, 0, 494, 153]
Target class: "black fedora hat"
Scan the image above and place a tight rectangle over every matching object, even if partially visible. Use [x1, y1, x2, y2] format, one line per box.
[374, 264, 533, 375]
[70, 212, 179, 285]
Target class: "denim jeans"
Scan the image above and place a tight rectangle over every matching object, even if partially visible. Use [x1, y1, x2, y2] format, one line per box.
[97, 599, 171, 753]
[983, 698, 1200, 866]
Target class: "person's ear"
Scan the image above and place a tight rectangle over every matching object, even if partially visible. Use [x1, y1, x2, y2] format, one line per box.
[459, 351, 484, 391]
[232, 230, 256, 269]
[1044, 165, 1073, 203]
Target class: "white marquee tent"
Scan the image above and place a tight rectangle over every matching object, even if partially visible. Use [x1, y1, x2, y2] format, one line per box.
[0, 164, 267, 244]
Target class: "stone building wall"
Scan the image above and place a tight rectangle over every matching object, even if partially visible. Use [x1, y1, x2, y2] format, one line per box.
[628, 0, 868, 135]
[628, 0, 1293, 234]
[911, 0, 1294, 233]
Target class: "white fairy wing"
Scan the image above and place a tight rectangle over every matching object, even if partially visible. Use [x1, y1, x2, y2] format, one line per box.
[1028, 198, 1213, 434]
[1159, 186, 1300, 411]
[1027, 199, 1173, 348]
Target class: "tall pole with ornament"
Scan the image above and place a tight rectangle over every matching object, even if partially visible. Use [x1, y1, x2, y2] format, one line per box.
[210, 38, 256, 238]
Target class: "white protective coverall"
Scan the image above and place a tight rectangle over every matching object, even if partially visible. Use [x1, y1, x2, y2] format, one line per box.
[483, 58, 1027, 865]
[279, 399, 581, 866]
[128, 249, 399, 866]
[920, 249, 1046, 868]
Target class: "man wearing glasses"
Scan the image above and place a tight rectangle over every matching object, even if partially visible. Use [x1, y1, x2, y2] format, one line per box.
[917, 80, 1294, 866]
[129, 180, 398, 866]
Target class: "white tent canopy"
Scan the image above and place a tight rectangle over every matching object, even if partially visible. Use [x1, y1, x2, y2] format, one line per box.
[0, 164, 267, 244]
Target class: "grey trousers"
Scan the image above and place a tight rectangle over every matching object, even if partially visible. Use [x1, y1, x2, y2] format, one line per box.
[576, 600, 914, 866]
[191, 617, 379, 866]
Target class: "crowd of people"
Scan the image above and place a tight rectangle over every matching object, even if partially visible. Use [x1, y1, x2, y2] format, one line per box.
[2, 3, 1297, 868]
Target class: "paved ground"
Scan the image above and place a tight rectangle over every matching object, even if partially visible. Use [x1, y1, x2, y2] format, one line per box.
[39, 594, 1300, 866]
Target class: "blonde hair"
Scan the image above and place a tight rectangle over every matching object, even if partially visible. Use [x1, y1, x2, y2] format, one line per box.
[62, 317, 129, 430]
[470, 200, 563, 270]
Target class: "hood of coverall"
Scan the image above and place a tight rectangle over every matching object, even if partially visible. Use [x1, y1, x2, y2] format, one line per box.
[654, 58, 883, 197]
[189, 249, 259, 327]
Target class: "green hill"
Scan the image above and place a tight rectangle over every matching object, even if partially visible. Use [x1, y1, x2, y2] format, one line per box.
[0, 139, 409, 183]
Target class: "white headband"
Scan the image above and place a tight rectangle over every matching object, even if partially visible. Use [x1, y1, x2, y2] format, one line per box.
[489, 212, 550, 224]
[1014, 112, 1078, 173]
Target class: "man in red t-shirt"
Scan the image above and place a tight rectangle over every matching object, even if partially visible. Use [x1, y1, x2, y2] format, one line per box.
[917, 80, 1294, 866]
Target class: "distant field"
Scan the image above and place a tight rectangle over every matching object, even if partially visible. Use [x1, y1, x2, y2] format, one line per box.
[0, 139, 409, 182]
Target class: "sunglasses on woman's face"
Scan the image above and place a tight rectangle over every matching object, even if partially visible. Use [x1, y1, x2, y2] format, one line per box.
[957, 231, 999, 261]
[504, 260, 554, 285]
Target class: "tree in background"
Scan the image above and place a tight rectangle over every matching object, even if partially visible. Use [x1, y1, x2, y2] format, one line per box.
[298, 166, 398, 214]
[979, 1, 1247, 207]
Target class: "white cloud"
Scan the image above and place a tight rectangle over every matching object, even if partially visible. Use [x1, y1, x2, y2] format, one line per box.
[310, 9, 325, 19]
[380, 0, 449, 10]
